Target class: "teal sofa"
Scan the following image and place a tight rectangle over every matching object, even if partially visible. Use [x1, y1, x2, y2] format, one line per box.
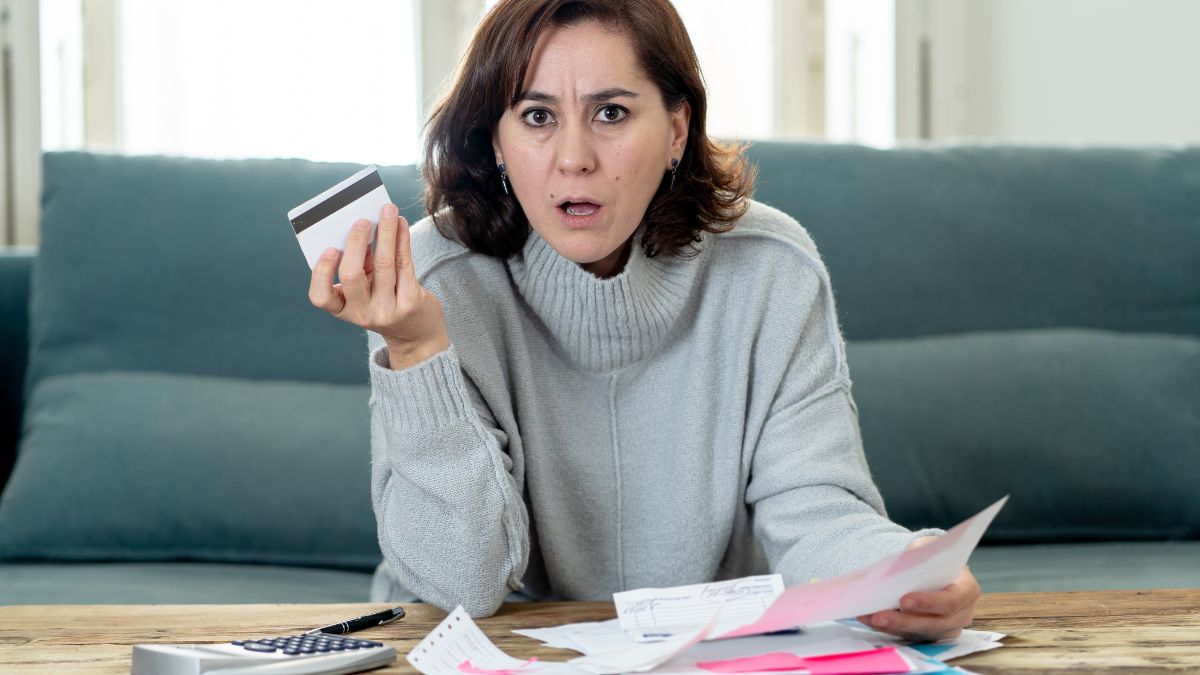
[1, 143, 1197, 604]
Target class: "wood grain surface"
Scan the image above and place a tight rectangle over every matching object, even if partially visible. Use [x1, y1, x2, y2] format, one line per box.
[1, 589, 1197, 673]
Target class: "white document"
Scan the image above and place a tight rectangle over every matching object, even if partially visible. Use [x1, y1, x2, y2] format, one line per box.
[715, 496, 1009, 639]
[513, 619, 632, 655]
[567, 610, 722, 675]
[613, 574, 784, 638]
[407, 606, 542, 675]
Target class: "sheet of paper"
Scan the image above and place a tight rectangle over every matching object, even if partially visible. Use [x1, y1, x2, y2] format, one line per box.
[408, 606, 548, 675]
[568, 609, 722, 674]
[716, 496, 1008, 639]
[614, 574, 784, 637]
[513, 619, 633, 655]
[905, 629, 1006, 662]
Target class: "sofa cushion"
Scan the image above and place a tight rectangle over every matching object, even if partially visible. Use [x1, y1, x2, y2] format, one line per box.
[0, 562, 373, 604]
[0, 371, 380, 568]
[849, 328, 1200, 540]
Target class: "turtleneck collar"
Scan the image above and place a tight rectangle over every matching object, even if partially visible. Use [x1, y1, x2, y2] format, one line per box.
[506, 227, 705, 372]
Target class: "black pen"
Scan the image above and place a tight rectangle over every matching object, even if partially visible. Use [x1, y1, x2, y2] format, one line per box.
[305, 606, 406, 635]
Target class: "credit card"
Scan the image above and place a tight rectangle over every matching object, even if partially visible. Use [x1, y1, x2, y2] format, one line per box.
[287, 165, 392, 269]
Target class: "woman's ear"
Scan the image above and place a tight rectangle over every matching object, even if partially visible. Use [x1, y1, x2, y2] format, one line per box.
[669, 100, 691, 161]
[491, 131, 505, 169]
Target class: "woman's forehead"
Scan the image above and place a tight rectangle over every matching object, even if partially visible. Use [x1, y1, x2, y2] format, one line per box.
[521, 20, 654, 100]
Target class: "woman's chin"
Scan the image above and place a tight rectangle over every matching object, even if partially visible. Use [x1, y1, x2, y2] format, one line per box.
[541, 231, 614, 265]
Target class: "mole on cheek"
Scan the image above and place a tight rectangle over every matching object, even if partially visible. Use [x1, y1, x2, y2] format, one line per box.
[550, 193, 555, 199]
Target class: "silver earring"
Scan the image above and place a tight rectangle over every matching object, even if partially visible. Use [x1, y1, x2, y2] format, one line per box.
[498, 164, 510, 195]
[669, 158, 679, 190]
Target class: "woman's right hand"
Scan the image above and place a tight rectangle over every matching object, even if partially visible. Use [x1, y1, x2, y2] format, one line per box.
[308, 203, 450, 370]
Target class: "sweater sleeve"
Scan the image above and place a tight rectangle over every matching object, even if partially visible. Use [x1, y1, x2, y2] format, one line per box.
[744, 263, 943, 585]
[367, 340, 529, 618]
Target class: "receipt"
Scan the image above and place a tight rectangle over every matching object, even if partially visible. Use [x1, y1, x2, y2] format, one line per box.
[613, 575, 784, 637]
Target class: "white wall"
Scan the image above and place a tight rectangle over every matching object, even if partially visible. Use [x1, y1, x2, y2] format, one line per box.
[960, 0, 1200, 145]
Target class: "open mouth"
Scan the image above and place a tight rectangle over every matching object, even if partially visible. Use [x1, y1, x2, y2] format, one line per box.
[559, 201, 600, 216]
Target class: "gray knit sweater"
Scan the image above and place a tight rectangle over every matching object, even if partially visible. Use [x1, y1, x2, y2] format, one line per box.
[365, 200, 940, 617]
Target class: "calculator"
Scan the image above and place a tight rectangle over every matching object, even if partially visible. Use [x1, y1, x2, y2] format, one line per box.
[131, 632, 396, 674]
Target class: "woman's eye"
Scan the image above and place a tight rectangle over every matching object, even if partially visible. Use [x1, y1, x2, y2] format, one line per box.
[595, 105, 628, 124]
[521, 109, 554, 127]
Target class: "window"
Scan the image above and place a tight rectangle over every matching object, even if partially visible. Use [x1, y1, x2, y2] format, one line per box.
[42, 0, 422, 166]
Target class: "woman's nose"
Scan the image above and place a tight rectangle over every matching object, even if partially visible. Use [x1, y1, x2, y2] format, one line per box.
[555, 123, 597, 175]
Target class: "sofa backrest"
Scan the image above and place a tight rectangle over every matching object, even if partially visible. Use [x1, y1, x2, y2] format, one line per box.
[24, 152, 426, 394]
[748, 142, 1200, 341]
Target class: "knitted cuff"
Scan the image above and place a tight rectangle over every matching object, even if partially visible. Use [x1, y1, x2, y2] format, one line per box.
[368, 343, 477, 431]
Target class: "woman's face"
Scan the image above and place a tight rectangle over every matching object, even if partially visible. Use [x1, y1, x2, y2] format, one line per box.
[492, 20, 689, 278]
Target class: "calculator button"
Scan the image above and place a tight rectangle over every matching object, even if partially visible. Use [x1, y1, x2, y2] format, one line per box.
[243, 643, 277, 653]
[283, 649, 301, 655]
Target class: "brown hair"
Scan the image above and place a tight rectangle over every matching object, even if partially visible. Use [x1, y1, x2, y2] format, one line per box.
[422, 0, 755, 259]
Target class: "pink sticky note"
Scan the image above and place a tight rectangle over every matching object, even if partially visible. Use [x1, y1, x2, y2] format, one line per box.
[697, 646, 910, 675]
[458, 657, 538, 675]
[803, 647, 911, 675]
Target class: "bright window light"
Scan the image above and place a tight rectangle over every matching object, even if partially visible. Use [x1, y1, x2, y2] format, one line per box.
[40, 0, 84, 150]
[673, 0, 775, 141]
[119, 0, 420, 165]
[825, 0, 895, 147]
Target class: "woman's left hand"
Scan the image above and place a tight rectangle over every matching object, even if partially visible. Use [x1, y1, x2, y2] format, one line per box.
[855, 536, 981, 642]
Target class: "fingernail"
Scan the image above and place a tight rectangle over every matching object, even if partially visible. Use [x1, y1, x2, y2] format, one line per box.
[876, 616, 890, 627]
[903, 599, 918, 611]
[322, 248, 338, 259]
[354, 220, 370, 231]
[383, 204, 397, 217]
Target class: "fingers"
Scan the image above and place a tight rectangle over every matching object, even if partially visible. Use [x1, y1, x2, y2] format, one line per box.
[372, 204, 399, 296]
[901, 585, 972, 617]
[338, 219, 374, 310]
[395, 210, 416, 289]
[861, 607, 970, 642]
[309, 208, 415, 328]
[856, 567, 980, 642]
[308, 248, 346, 314]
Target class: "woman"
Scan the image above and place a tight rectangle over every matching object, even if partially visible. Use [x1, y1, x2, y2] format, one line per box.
[308, 0, 979, 641]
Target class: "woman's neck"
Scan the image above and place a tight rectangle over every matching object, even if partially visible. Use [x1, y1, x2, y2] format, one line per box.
[581, 238, 634, 279]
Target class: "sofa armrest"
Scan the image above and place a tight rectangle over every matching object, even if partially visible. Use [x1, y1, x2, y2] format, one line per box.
[0, 247, 34, 495]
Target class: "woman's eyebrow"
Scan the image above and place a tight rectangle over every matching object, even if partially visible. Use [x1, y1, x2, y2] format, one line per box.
[515, 88, 640, 106]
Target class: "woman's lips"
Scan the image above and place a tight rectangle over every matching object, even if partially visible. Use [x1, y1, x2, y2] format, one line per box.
[558, 202, 602, 228]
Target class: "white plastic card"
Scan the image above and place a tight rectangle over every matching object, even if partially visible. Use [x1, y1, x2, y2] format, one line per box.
[287, 165, 391, 269]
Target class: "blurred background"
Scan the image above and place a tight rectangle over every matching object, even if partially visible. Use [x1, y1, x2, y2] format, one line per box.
[2, 0, 1199, 248]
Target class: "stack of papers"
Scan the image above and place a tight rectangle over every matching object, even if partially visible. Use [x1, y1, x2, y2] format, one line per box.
[407, 497, 1009, 675]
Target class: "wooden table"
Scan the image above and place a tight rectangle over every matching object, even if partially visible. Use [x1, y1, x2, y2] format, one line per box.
[1, 589, 1197, 673]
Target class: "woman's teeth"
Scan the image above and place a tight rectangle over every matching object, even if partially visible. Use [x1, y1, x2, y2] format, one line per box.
[564, 203, 598, 216]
